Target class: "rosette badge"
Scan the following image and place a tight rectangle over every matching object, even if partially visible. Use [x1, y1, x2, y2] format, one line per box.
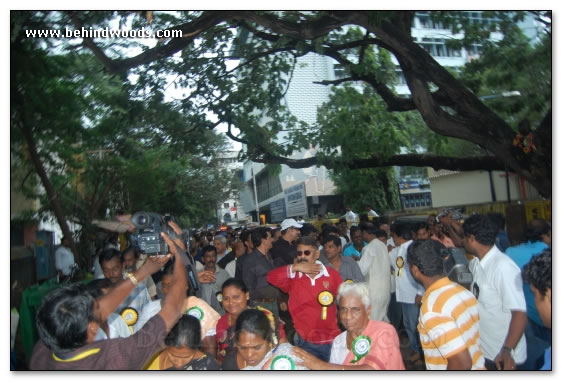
[351, 335, 372, 364]
[120, 307, 139, 333]
[317, 290, 334, 320]
[270, 355, 295, 370]
[396, 256, 404, 277]
[185, 306, 204, 321]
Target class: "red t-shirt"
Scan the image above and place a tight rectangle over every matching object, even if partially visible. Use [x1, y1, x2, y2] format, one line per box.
[267, 264, 342, 344]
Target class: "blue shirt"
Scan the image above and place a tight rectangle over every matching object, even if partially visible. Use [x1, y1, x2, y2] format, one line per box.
[505, 241, 549, 326]
[342, 242, 366, 258]
[540, 346, 551, 370]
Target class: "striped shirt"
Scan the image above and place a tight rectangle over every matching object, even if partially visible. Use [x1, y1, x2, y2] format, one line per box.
[418, 277, 485, 370]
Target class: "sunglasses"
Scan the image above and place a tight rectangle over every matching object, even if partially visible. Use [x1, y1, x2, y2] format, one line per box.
[296, 250, 313, 256]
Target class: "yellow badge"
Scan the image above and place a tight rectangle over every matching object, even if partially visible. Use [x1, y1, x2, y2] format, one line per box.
[120, 307, 139, 327]
[317, 290, 334, 320]
[396, 256, 404, 277]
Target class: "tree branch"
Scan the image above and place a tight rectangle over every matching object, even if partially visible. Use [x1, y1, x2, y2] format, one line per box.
[252, 151, 505, 172]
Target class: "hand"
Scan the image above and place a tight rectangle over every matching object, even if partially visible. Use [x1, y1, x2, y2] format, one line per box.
[138, 253, 171, 276]
[116, 214, 136, 232]
[415, 295, 422, 305]
[198, 271, 215, 284]
[293, 347, 327, 370]
[495, 348, 516, 370]
[167, 221, 187, 251]
[161, 232, 186, 258]
[292, 263, 322, 276]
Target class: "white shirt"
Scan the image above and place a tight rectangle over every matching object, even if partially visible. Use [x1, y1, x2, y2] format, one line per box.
[388, 247, 397, 293]
[469, 245, 527, 363]
[345, 210, 359, 225]
[54, 246, 75, 276]
[367, 209, 379, 217]
[94, 313, 131, 340]
[225, 258, 237, 278]
[358, 238, 391, 321]
[390, 240, 424, 304]
[329, 331, 349, 364]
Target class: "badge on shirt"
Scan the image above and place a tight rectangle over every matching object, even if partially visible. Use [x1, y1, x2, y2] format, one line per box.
[317, 290, 334, 320]
[396, 256, 404, 277]
[185, 306, 204, 321]
[120, 307, 138, 331]
[351, 335, 372, 364]
[270, 355, 295, 370]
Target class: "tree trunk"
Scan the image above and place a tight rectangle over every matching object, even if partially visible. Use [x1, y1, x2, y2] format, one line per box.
[19, 123, 83, 268]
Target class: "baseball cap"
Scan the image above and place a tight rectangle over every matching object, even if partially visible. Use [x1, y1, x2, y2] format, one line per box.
[281, 218, 303, 231]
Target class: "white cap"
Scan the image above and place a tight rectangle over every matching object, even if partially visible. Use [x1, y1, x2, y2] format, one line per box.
[281, 218, 303, 231]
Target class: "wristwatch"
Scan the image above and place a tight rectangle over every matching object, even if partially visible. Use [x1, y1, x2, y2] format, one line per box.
[502, 346, 515, 359]
[125, 272, 139, 287]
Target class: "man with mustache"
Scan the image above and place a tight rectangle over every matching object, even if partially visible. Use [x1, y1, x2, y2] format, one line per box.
[267, 236, 342, 362]
[196, 245, 230, 315]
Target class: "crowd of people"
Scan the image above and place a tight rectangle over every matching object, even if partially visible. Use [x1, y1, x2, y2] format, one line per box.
[36, 208, 551, 371]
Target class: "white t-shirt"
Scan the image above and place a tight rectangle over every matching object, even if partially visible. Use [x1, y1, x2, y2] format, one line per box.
[390, 240, 424, 304]
[469, 245, 527, 363]
[54, 246, 75, 276]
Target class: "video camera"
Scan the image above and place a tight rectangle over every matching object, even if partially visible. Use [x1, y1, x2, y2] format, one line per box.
[441, 247, 473, 289]
[129, 211, 178, 255]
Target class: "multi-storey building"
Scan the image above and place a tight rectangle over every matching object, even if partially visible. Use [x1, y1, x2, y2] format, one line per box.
[239, 12, 543, 222]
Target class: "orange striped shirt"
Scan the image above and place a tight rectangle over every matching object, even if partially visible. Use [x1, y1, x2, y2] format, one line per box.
[418, 277, 485, 370]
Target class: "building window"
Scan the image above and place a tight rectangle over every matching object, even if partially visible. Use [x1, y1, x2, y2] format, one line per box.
[224, 202, 229, 208]
[419, 38, 460, 58]
[333, 63, 347, 79]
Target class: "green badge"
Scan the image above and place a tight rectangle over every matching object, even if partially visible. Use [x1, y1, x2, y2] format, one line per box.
[351, 335, 371, 364]
[270, 355, 295, 370]
[185, 306, 204, 321]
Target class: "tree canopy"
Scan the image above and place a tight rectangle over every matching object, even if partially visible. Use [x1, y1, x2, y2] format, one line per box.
[11, 11, 552, 230]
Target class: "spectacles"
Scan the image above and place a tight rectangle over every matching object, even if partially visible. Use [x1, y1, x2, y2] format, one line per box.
[296, 250, 313, 256]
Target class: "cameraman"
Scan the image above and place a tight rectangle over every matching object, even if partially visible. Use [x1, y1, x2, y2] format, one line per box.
[462, 214, 527, 370]
[30, 232, 188, 370]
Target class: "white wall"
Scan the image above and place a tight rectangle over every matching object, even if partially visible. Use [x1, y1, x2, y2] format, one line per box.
[430, 170, 523, 208]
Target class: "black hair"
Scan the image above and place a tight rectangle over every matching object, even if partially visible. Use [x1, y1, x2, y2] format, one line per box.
[524, 219, 551, 243]
[251, 227, 271, 248]
[487, 212, 506, 232]
[99, 248, 121, 267]
[338, 218, 347, 225]
[462, 214, 497, 246]
[522, 249, 551, 296]
[407, 239, 446, 277]
[321, 225, 341, 242]
[201, 245, 217, 257]
[85, 278, 114, 299]
[300, 223, 318, 238]
[360, 222, 378, 235]
[240, 229, 252, 244]
[416, 222, 430, 232]
[321, 234, 342, 247]
[296, 235, 319, 249]
[222, 277, 249, 293]
[235, 309, 273, 344]
[350, 225, 362, 236]
[164, 315, 201, 350]
[162, 257, 176, 276]
[374, 229, 388, 239]
[390, 223, 414, 240]
[120, 246, 138, 262]
[36, 283, 95, 354]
